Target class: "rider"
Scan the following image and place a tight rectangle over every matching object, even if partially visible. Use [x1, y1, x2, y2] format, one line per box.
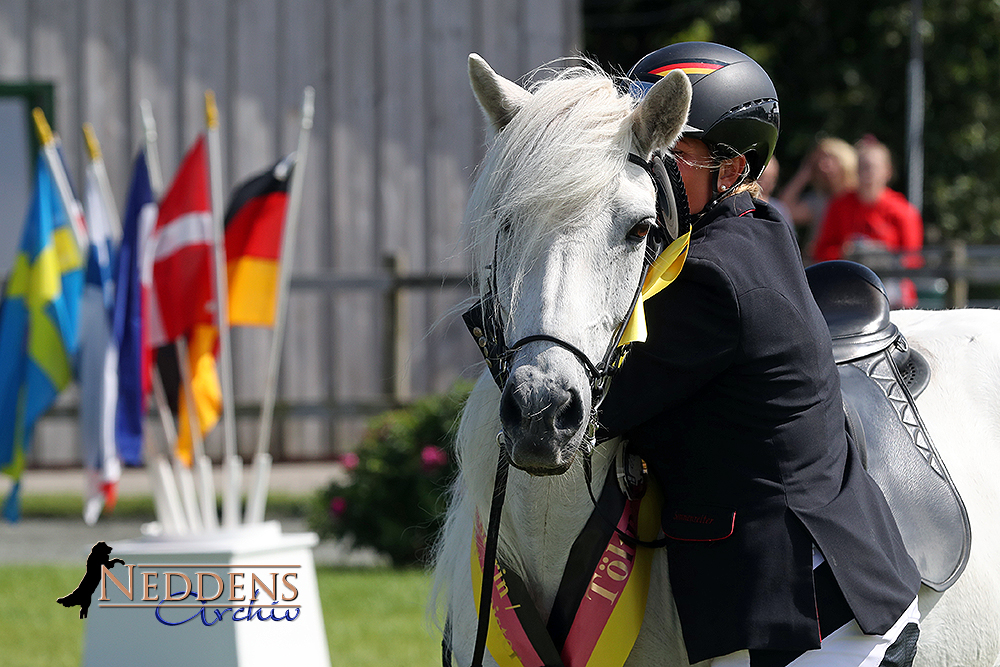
[600, 42, 921, 667]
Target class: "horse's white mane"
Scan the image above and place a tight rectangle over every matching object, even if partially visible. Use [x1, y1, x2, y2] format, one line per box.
[466, 63, 638, 305]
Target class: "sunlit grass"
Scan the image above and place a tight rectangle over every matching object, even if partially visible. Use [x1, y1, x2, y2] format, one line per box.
[0, 565, 85, 667]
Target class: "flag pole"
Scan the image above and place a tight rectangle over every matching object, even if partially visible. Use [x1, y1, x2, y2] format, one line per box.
[174, 334, 218, 531]
[82, 124, 122, 242]
[138, 102, 198, 535]
[139, 101, 165, 198]
[205, 90, 242, 528]
[168, 335, 204, 534]
[149, 360, 190, 534]
[245, 87, 314, 524]
[31, 109, 87, 253]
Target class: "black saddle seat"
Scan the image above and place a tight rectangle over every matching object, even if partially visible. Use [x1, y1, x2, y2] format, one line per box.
[806, 260, 899, 364]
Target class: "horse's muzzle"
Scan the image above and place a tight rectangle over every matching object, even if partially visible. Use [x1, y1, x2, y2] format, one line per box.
[498, 363, 589, 475]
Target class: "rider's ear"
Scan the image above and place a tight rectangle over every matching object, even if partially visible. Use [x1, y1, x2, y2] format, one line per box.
[631, 70, 692, 158]
[718, 155, 748, 190]
[469, 53, 532, 135]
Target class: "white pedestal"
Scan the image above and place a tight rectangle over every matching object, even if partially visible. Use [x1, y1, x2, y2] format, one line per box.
[83, 522, 331, 667]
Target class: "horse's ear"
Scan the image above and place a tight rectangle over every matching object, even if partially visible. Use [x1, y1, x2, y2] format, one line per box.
[469, 53, 531, 134]
[631, 70, 692, 156]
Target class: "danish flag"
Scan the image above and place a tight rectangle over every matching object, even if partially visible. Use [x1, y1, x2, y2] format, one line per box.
[145, 135, 215, 346]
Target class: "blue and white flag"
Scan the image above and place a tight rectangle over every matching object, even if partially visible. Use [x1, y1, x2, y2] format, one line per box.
[79, 159, 121, 524]
[113, 152, 156, 467]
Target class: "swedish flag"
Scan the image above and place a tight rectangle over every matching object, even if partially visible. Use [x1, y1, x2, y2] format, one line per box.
[0, 152, 84, 521]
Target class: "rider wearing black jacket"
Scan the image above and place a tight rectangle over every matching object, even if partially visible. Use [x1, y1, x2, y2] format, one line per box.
[599, 42, 920, 666]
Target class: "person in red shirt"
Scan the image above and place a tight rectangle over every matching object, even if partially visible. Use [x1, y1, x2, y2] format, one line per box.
[812, 136, 923, 306]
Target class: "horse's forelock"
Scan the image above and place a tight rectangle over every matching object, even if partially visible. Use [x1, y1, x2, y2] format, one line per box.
[467, 66, 636, 298]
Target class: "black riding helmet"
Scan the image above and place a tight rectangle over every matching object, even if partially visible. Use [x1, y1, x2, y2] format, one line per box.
[628, 42, 780, 181]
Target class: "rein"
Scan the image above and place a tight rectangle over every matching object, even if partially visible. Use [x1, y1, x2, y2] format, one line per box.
[450, 150, 689, 667]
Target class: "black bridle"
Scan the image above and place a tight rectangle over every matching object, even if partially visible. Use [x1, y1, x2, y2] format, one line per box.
[463, 151, 689, 431]
[449, 150, 689, 667]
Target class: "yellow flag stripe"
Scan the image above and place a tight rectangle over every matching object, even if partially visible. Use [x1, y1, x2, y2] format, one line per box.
[6, 253, 31, 298]
[228, 257, 279, 327]
[175, 323, 222, 466]
[53, 226, 83, 272]
[27, 245, 63, 307]
[28, 309, 72, 388]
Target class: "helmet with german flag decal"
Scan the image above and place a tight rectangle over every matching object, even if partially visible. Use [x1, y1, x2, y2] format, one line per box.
[628, 42, 780, 180]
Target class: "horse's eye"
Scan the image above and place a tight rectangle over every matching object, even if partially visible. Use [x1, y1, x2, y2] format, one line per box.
[628, 220, 653, 241]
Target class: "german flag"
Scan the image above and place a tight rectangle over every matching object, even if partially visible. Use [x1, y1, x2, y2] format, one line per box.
[224, 155, 294, 327]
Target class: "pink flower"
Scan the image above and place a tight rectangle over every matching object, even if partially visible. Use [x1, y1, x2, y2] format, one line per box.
[338, 452, 360, 471]
[421, 445, 448, 473]
[329, 496, 347, 518]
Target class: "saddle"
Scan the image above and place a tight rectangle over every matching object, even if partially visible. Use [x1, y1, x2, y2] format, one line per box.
[806, 260, 971, 592]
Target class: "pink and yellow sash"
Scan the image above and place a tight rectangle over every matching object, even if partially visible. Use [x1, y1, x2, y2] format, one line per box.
[471, 469, 661, 667]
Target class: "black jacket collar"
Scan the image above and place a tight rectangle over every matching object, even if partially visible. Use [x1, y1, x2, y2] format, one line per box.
[692, 192, 757, 232]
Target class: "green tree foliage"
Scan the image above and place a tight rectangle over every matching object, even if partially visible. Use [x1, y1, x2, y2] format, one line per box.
[584, 0, 1000, 242]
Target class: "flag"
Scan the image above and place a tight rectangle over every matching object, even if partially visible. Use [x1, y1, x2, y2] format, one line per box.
[145, 135, 216, 465]
[113, 152, 157, 467]
[79, 159, 121, 524]
[171, 155, 294, 462]
[147, 134, 214, 347]
[225, 155, 293, 327]
[174, 323, 222, 467]
[0, 152, 85, 521]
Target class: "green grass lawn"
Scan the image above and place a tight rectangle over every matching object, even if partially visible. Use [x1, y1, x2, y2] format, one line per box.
[0, 565, 440, 667]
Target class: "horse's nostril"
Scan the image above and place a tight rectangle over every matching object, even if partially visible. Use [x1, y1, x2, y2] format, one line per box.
[499, 383, 522, 428]
[554, 386, 584, 432]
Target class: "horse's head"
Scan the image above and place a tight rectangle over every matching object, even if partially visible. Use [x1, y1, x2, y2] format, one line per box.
[466, 54, 691, 475]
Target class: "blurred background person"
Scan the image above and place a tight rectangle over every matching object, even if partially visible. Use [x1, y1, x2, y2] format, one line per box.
[779, 137, 859, 262]
[757, 156, 793, 227]
[812, 135, 923, 307]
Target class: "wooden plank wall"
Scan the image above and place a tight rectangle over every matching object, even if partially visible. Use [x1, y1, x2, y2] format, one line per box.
[0, 0, 582, 466]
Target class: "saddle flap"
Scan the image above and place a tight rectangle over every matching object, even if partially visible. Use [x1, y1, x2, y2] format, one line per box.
[839, 355, 971, 591]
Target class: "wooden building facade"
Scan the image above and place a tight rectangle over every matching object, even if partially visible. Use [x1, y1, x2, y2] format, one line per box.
[0, 0, 581, 466]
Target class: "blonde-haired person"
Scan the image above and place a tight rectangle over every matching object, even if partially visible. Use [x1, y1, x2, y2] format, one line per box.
[812, 135, 923, 307]
[780, 137, 859, 261]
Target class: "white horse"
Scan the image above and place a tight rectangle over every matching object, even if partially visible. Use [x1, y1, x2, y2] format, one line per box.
[431, 53, 1000, 667]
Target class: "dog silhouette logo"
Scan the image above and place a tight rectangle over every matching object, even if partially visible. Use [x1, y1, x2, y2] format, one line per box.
[57, 541, 125, 619]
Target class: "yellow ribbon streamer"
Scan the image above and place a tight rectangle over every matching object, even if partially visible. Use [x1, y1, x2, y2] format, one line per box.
[619, 230, 691, 347]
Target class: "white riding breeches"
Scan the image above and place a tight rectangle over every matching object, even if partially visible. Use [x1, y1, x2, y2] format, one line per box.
[710, 597, 919, 667]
